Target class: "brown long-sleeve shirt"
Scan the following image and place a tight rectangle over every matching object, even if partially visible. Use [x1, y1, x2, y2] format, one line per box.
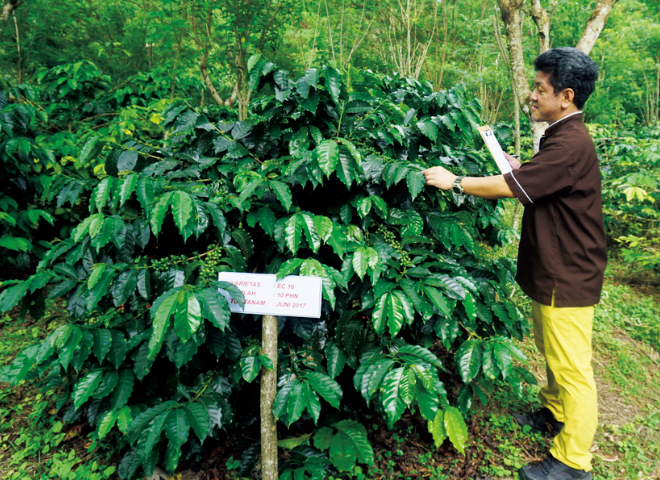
[504, 114, 607, 308]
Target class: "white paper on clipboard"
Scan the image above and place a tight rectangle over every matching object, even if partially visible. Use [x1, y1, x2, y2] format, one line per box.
[478, 125, 513, 174]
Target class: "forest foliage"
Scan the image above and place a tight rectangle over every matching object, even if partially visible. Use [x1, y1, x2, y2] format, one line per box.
[1, 0, 659, 126]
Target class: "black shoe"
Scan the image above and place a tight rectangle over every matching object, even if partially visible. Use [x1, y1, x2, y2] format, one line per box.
[513, 407, 564, 437]
[519, 455, 592, 479]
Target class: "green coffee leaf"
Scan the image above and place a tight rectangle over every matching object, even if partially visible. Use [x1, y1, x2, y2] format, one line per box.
[278, 433, 313, 450]
[273, 377, 297, 420]
[184, 402, 210, 442]
[444, 406, 468, 454]
[415, 380, 439, 420]
[455, 339, 483, 383]
[148, 289, 178, 360]
[173, 290, 202, 342]
[133, 342, 153, 381]
[301, 213, 321, 252]
[328, 430, 357, 471]
[364, 359, 395, 404]
[197, 288, 231, 332]
[381, 367, 406, 426]
[314, 139, 338, 177]
[397, 344, 443, 369]
[399, 367, 416, 405]
[164, 440, 183, 473]
[285, 213, 303, 254]
[111, 269, 138, 307]
[270, 180, 292, 212]
[7, 345, 39, 384]
[416, 119, 438, 142]
[493, 342, 513, 379]
[150, 192, 173, 237]
[106, 330, 127, 369]
[164, 408, 190, 448]
[428, 410, 447, 448]
[325, 341, 346, 379]
[171, 191, 194, 240]
[313, 215, 333, 242]
[336, 146, 358, 187]
[110, 369, 135, 410]
[286, 381, 306, 426]
[324, 66, 342, 104]
[73, 369, 104, 409]
[406, 170, 426, 201]
[276, 258, 303, 280]
[138, 411, 168, 462]
[240, 351, 262, 383]
[304, 371, 342, 408]
[422, 286, 453, 317]
[334, 420, 374, 465]
[86, 268, 115, 311]
[0, 282, 29, 313]
[98, 410, 119, 440]
[93, 369, 118, 400]
[304, 383, 322, 424]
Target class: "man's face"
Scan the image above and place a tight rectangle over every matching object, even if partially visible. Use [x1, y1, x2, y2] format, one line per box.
[530, 71, 566, 123]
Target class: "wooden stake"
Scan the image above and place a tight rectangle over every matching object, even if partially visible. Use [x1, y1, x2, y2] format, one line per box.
[260, 315, 278, 480]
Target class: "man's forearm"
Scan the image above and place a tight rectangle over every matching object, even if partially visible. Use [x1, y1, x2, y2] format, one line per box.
[423, 166, 515, 200]
[461, 175, 515, 199]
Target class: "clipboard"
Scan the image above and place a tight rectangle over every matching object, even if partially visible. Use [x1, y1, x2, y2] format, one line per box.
[478, 125, 513, 174]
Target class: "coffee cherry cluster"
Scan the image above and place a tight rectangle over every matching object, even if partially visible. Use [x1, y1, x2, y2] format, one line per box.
[199, 248, 222, 283]
[151, 254, 187, 273]
[211, 181, 231, 199]
[376, 225, 412, 267]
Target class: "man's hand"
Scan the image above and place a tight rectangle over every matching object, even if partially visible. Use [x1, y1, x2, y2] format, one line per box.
[423, 166, 457, 191]
[504, 152, 521, 171]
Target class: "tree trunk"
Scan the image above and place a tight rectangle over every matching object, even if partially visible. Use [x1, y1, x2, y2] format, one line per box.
[497, 0, 531, 118]
[576, 0, 618, 54]
[13, 12, 21, 83]
[199, 48, 233, 107]
[234, 43, 249, 121]
[529, 0, 550, 53]
[193, 6, 239, 109]
[260, 315, 279, 480]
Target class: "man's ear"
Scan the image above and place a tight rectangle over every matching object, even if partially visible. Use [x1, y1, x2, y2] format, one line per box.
[561, 88, 575, 108]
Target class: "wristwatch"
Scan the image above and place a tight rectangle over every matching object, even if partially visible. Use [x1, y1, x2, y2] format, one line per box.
[452, 176, 465, 195]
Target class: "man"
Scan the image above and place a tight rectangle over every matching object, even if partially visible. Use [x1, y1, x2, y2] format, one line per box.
[423, 47, 606, 480]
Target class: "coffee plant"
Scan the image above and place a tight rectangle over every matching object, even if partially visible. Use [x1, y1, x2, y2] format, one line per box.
[0, 60, 530, 478]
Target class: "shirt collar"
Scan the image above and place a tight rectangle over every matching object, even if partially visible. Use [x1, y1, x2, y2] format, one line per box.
[549, 110, 583, 128]
[540, 111, 583, 148]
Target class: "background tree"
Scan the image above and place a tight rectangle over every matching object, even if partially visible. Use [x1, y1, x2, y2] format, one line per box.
[496, 0, 618, 149]
[1, 0, 22, 24]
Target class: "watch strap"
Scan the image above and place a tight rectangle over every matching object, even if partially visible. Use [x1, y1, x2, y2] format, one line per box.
[453, 176, 465, 194]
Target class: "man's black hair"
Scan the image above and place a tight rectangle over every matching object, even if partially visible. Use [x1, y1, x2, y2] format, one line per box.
[534, 47, 598, 109]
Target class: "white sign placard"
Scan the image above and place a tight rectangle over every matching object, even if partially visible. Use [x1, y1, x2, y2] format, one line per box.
[217, 272, 323, 318]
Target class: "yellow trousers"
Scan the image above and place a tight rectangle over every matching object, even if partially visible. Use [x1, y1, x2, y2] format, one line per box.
[532, 298, 598, 472]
